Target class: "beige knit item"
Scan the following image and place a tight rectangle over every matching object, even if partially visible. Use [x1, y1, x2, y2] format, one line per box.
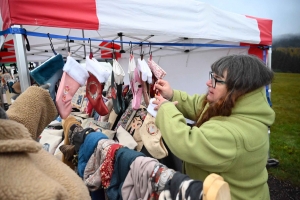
[6, 86, 58, 140]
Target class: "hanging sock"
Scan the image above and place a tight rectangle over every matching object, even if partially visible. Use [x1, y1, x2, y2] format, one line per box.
[131, 68, 143, 110]
[56, 56, 89, 119]
[137, 58, 152, 84]
[147, 58, 167, 79]
[30, 54, 65, 100]
[30, 54, 64, 85]
[110, 71, 126, 115]
[86, 72, 109, 116]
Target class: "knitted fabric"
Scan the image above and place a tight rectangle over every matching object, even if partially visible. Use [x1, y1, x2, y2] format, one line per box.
[6, 86, 57, 140]
[106, 147, 145, 200]
[77, 132, 108, 178]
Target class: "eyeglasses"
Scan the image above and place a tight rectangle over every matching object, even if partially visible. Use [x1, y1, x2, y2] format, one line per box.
[209, 71, 226, 88]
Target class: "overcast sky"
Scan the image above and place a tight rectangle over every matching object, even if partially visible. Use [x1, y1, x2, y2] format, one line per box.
[198, 0, 300, 37]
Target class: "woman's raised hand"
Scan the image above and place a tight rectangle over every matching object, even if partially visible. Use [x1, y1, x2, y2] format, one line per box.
[153, 79, 173, 100]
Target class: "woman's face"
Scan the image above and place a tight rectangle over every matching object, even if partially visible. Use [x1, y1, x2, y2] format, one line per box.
[206, 70, 228, 103]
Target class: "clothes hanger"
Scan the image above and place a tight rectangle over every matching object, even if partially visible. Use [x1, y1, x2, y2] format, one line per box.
[66, 35, 71, 56]
[148, 42, 152, 60]
[140, 43, 144, 60]
[88, 38, 93, 59]
[129, 41, 133, 56]
[23, 29, 30, 51]
[47, 33, 57, 55]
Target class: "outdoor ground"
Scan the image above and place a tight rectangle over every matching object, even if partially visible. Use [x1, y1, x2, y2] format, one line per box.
[268, 174, 300, 200]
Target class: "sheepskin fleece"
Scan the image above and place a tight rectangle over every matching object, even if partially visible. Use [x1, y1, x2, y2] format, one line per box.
[2, 85, 91, 200]
[0, 119, 91, 200]
[6, 86, 58, 140]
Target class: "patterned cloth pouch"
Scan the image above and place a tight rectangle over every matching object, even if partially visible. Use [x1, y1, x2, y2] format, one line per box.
[94, 121, 111, 130]
[139, 113, 168, 159]
[84, 139, 117, 191]
[114, 100, 135, 131]
[115, 126, 137, 150]
[100, 144, 123, 189]
[150, 163, 175, 196]
[147, 58, 167, 79]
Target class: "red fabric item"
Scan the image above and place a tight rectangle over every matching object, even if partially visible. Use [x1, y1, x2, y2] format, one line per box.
[86, 100, 94, 117]
[86, 72, 109, 116]
[3, 0, 98, 30]
[100, 144, 123, 189]
[99, 42, 121, 59]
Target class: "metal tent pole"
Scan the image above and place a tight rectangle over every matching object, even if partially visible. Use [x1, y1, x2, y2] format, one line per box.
[266, 46, 279, 168]
[12, 25, 30, 92]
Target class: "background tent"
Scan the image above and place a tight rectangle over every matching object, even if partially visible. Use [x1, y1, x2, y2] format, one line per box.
[0, 0, 272, 94]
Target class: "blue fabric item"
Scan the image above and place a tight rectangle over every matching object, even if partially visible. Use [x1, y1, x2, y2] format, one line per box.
[106, 147, 145, 200]
[30, 54, 64, 85]
[78, 132, 108, 178]
[90, 188, 105, 200]
[46, 69, 63, 100]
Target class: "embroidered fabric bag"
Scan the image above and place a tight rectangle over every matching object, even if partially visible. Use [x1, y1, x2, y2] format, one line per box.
[139, 113, 168, 159]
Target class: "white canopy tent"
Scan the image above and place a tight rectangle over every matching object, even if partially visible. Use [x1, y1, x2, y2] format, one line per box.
[0, 0, 272, 95]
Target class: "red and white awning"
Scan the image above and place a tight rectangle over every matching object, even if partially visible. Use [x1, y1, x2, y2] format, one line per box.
[0, 0, 273, 94]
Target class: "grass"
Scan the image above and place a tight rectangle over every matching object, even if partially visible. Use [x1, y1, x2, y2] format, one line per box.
[268, 73, 300, 186]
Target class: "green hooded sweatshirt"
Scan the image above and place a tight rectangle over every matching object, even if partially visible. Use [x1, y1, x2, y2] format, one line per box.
[155, 87, 275, 200]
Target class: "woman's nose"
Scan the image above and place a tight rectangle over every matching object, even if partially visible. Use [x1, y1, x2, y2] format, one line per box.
[206, 79, 212, 87]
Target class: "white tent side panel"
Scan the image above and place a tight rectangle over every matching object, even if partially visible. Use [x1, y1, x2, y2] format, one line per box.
[118, 46, 250, 95]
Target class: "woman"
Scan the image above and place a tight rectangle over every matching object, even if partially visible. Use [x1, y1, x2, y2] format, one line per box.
[153, 54, 275, 200]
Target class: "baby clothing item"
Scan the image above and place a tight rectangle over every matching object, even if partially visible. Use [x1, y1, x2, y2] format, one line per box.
[56, 57, 89, 119]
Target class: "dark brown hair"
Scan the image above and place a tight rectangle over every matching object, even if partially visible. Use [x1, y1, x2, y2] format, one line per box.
[196, 54, 274, 127]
